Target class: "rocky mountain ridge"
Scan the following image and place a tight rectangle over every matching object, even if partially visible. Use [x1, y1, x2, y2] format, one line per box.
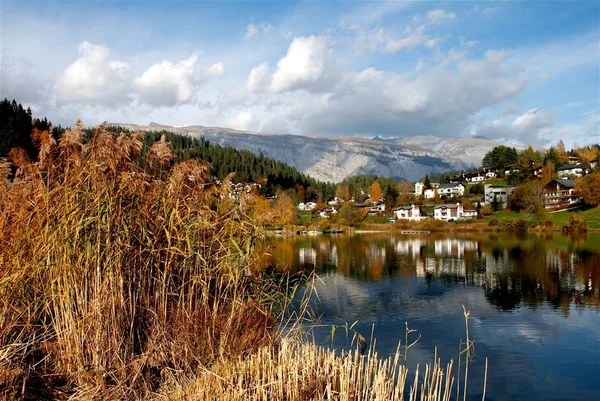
[107, 122, 502, 183]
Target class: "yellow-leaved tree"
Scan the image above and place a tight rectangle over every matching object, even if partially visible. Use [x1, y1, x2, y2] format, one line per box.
[368, 181, 383, 203]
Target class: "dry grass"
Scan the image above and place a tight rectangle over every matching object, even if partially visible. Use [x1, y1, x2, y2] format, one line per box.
[163, 338, 455, 401]
[0, 124, 277, 399]
[0, 123, 487, 400]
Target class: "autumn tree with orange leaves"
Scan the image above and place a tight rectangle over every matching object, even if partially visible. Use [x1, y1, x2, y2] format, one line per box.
[575, 173, 600, 206]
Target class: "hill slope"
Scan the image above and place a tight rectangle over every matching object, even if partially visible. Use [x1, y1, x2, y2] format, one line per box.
[108, 123, 499, 183]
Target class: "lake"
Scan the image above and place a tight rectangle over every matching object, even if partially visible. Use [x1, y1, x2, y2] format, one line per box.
[258, 233, 600, 401]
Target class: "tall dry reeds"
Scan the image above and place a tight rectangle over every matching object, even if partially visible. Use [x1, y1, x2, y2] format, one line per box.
[0, 123, 487, 400]
[166, 338, 455, 401]
[0, 123, 277, 399]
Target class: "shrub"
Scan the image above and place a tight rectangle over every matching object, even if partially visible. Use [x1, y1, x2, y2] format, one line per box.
[318, 218, 331, 231]
[498, 217, 528, 234]
[563, 213, 587, 233]
[488, 217, 499, 227]
[480, 204, 493, 216]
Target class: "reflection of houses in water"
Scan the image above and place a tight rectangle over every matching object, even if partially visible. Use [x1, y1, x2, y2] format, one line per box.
[415, 257, 467, 278]
[298, 247, 317, 265]
[434, 239, 478, 258]
[395, 239, 424, 258]
[368, 245, 386, 261]
[329, 245, 339, 265]
[484, 251, 512, 288]
[546, 250, 592, 293]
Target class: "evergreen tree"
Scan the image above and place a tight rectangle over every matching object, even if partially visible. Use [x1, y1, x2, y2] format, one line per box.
[423, 174, 432, 189]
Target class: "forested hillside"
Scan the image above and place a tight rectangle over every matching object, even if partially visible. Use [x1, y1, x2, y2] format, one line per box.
[0, 100, 336, 200]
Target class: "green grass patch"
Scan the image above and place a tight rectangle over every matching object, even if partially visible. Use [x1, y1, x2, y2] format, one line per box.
[484, 207, 600, 230]
[550, 207, 600, 230]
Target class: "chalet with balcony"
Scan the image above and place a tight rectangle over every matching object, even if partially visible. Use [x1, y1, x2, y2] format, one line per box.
[543, 179, 580, 209]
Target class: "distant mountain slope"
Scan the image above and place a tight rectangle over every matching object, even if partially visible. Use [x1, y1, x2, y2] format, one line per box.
[108, 123, 496, 183]
[370, 135, 503, 168]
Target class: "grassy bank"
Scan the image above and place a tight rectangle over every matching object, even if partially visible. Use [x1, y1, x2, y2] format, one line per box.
[484, 208, 600, 231]
[0, 125, 485, 400]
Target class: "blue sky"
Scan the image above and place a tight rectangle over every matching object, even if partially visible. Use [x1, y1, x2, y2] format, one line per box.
[1, 0, 598, 147]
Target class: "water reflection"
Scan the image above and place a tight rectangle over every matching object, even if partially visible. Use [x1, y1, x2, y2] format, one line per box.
[258, 233, 600, 312]
[258, 233, 600, 401]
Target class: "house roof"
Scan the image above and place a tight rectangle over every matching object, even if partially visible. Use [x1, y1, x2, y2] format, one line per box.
[547, 179, 575, 188]
[434, 203, 460, 209]
[439, 183, 462, 189]
[557, 162, 587, 171]
[393, 205, 414, 211]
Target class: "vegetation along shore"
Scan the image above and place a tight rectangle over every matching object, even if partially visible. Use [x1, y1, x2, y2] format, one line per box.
[0, 119, 488, 400]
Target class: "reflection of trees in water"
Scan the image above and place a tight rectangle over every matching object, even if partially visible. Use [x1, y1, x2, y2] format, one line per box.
[261, 234, 600, 312]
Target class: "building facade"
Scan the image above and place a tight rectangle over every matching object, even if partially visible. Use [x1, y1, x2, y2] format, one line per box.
[543, 179, 580, 209]
[484, 184, 515, 209]
[433, 203, 477, 221]
[393, 205, 425, 221]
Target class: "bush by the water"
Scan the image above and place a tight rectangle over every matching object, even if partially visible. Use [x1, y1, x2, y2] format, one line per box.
[563, 213, 587, 233]
[498, 217, 529, 234]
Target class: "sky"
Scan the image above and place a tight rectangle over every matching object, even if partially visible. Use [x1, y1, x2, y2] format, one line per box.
[1, 0, 599, 148]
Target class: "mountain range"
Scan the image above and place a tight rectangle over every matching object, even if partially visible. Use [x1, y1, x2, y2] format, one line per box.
[107, 122, 502, 183]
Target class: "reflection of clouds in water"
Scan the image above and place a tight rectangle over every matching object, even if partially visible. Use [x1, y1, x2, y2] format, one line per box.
[312, 273, 497, 322]
[283, 234, 600, 401]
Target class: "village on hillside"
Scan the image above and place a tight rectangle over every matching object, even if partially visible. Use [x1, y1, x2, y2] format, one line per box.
[221, 144, 599, 229]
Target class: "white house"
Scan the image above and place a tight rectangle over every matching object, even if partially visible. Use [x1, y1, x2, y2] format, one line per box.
[557, 162, 588, 178]
[298, 202, 317, 211]
[466, 172, 486, 182]
[484, 169, 497, 179]
[368, 202, 386, 214]
[393, 205, 425, 221]
[318, 207, 338, 218]
[415, 182, 439, 197]
[433, 203, 477, 221]
[327, 197, 345, 206]
[437, 183, 465, 197]
[414, 182, 424, 196]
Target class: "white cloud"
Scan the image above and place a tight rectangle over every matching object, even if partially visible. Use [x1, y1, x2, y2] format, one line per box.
[207, 61, 225, 76]
[133, 54, 223, 106]
[385, 26, 437, 53]
[54, 42, 130, 106]
[229, 111, 255, 131]
[271, 36, 329, 92]
[245, 24, 259, 39]
[349, 25, 438, 55]
[473, 108, 595, 146]
[0, 50, 51, 107]
[511, 108, 554, 131]
[246, 62, 270, 91]
[427, 9, 456, 24]
[245, 49, 529, 139]
[246, 36, 335, 94]
[245, 23, 274, 39]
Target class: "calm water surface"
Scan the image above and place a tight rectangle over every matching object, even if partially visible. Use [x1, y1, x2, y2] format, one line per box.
[260, 233, 600, 401]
